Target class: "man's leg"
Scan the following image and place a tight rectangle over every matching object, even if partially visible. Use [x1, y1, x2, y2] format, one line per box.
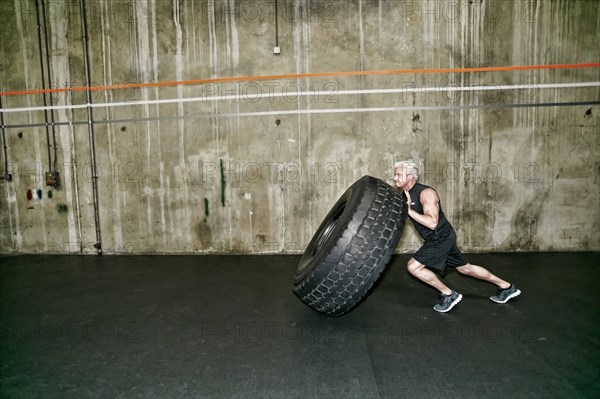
[455, 263, 510, 288]
[408, 257, 462, 312]
[455, 263, 521, 303]
[407, 257, 453, 295]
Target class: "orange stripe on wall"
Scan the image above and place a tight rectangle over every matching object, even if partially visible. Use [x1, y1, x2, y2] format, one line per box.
[1, 62, 598, 97]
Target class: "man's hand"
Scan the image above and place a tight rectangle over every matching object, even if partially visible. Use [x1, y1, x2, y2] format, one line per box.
[404, 190, 412, 210]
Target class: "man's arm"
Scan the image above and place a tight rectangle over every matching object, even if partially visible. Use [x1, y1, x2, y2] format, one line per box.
[405, 188, 440, 230]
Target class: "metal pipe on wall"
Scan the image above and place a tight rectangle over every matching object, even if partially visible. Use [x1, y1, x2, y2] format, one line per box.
[34, 0, 54, 174]
[0, 95, 598, 131]
[275, 0, 279, 48]
[41, 0, 58, 174]
[79, 0, 102, 255]
[0, 96, 11, 182]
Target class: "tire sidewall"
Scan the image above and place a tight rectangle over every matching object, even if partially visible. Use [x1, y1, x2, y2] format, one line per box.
[294, 176, 371, 283]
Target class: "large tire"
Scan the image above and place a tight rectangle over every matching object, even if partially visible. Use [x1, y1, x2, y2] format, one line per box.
[293, 175, 408, 317]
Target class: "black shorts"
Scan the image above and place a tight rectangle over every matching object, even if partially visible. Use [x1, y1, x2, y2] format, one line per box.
[414, 227, 468, 273]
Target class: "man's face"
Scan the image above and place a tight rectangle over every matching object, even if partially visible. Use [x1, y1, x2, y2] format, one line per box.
[393, 165, 411, 189]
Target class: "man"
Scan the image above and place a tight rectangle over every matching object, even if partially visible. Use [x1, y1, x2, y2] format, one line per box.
[393, 160, 521, 312]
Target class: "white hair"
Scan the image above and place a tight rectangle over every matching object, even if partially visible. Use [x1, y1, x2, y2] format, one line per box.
[394, 160, 419, 180]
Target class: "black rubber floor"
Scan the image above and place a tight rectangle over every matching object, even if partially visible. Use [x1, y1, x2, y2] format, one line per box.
[1, 252, 599, 398]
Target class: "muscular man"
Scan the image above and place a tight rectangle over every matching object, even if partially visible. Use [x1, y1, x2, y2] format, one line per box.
[393, 160, 521, 312]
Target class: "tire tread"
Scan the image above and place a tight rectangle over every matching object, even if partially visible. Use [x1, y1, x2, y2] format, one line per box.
[293, 178, 407, 316]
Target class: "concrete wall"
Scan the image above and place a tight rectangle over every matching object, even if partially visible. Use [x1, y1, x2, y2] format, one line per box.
[0, 0, 598, 254]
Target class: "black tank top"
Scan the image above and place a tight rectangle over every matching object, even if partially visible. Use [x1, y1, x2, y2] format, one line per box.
[408, 183, 451, 240]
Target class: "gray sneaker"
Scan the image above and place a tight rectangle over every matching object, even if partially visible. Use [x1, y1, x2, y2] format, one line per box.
[490, 284, 521, 303]
[433, 291, 462, 313]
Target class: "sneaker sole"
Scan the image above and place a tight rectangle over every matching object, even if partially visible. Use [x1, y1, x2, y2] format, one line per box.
[490, 289, 521, 304]
[434, 294, 463, 313]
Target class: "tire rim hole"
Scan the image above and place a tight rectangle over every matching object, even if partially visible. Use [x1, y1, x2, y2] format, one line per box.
[312, 203, 346, 257]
